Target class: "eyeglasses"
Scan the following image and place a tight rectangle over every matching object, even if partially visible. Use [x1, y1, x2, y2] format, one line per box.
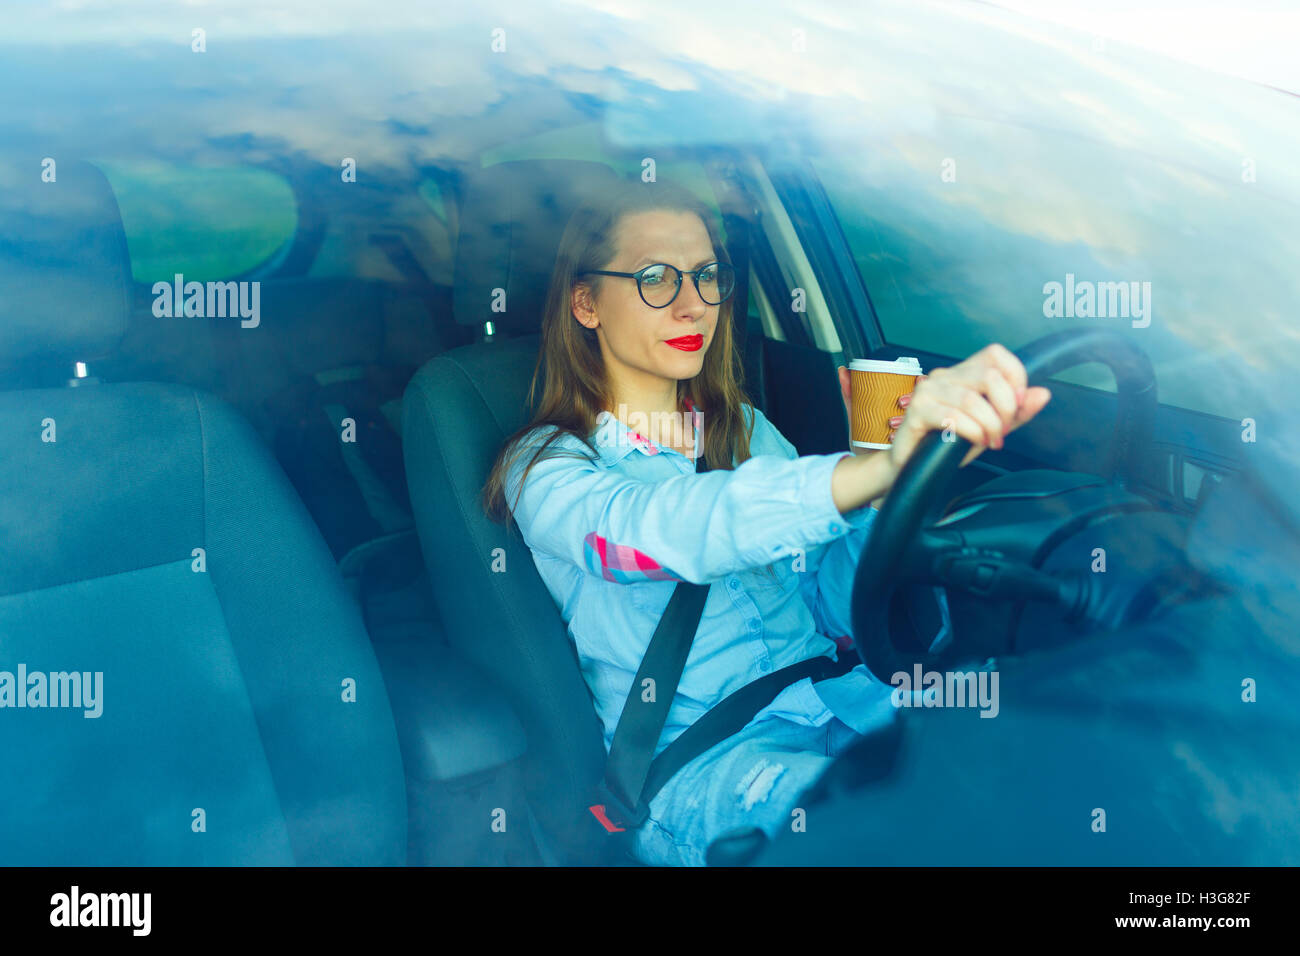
[576, 261, 736, 309]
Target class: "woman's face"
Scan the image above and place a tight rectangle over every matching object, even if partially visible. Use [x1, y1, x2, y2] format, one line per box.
[572, 209, 719, 397]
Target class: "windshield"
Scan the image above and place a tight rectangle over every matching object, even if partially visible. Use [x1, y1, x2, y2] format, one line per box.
[797, 7, 1300, 420]
[2, 0, 1295, 421]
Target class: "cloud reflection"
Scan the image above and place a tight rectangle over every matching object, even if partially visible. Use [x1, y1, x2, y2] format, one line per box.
[0, 0, 1294, 418]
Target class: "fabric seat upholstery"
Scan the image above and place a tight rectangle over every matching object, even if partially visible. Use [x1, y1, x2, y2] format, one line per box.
[0, 160, 407, 865]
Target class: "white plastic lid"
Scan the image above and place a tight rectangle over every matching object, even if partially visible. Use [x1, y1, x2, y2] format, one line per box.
[849, 356, 924, 375]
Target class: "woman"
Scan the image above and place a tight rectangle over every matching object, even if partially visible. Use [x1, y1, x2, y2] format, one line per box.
[482, 176, 1052, 866]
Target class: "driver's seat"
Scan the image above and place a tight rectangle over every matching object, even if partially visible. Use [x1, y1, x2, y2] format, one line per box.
[404, 160, 623, 864]
[402, 159, 760, 864]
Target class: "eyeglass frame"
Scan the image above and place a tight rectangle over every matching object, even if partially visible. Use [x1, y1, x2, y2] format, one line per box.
[574, 260, 736, 309]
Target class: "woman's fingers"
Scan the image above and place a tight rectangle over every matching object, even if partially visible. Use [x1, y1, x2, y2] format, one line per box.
[972, 344, 1028, 404]
[980, 364, 1020, 436]
[880, 348, 1053, 481]
[881, 347, 1055, 477]
[917, 371, 1005, 449]
[975, 344, 1039, 437]
[936, 354, 1021, 440]
[895, 386, 996, 457]
[898, 373, 927, 409]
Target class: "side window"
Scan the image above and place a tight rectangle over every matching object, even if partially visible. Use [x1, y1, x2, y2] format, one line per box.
[744, 158, 842, 354]
[96, 162, 296, 281]
[748, 270, 785, 342]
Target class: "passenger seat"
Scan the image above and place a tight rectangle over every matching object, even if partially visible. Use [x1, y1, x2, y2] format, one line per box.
[0, 160, 409, 864]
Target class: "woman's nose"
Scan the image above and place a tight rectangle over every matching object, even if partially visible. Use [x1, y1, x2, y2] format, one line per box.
[674, 275, 709, 312]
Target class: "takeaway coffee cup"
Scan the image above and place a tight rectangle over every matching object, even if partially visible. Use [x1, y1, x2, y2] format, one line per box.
[849, 356, 924, 450]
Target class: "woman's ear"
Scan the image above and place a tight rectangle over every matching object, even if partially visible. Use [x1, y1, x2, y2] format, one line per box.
[571, 281, 598, 330]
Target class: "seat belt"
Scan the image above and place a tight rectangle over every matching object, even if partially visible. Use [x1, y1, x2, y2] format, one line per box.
[588, 449, 853, 834]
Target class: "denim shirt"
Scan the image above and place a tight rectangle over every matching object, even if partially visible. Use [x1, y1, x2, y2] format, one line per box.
[504, 399, 952, 758]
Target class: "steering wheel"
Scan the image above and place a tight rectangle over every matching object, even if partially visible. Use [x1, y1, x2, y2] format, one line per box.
[850, 327, 1158, 682]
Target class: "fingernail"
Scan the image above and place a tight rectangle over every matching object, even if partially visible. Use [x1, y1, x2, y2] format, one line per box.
[899, 395, 910, 407]
[1016, 387, 1026, 402]
[889, 416, 903, 425]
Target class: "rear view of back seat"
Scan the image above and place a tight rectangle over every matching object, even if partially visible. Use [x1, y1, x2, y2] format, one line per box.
[108, 266, 459, 561]
[234, 276, 454, 559]
[0, 159, 410, 865]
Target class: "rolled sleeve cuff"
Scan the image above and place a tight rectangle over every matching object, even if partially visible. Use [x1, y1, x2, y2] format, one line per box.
[842, 501, 877, 530]
[808, 451, 874, 537]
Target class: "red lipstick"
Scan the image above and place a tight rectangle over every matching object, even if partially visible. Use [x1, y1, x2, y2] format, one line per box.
[665, 334, 703, 352]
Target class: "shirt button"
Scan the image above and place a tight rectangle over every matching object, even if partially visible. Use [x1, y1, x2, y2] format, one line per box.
[728, 579, 740, 591]
[759, 660, 772, 672]
[829, 523, 842, 534]
[748, 620, 761, 632]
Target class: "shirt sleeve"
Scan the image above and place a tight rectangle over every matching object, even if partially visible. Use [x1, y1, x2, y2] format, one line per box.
[504, 427, 862, 586]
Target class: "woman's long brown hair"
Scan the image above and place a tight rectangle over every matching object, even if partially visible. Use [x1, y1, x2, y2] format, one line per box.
[481, 174, 766, 546]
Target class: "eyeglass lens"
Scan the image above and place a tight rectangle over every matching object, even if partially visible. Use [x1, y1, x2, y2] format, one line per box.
[639, 263, 735, 307]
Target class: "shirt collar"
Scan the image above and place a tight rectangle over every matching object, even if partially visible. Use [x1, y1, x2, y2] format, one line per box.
[592, 397, 701, 466]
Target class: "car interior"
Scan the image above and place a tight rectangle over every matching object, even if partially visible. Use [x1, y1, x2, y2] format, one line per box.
[0, 127, 1280, 866]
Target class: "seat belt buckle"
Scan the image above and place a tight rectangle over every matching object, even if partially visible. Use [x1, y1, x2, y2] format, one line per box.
[588, 781, 649, 833]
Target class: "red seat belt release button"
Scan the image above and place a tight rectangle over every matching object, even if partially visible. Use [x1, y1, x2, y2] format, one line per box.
[588, 804, 626, 833]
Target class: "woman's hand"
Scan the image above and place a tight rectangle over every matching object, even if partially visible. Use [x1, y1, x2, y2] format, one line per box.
[882, 344, 1052, 475]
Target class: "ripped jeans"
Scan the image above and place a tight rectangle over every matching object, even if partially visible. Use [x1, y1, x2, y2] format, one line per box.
[630, 714, 864, 867]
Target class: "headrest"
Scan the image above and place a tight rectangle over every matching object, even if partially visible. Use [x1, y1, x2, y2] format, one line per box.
[452, 159, 621, 336]
[0, 160, 131, 367]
